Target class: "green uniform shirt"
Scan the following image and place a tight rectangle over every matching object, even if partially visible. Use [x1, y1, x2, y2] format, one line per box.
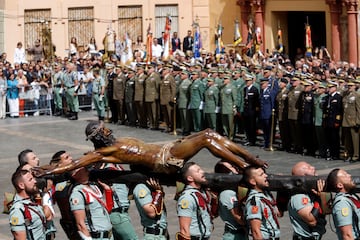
[245, 189, 280, 239]
[288, 193, 326, 238]
[177, 78, 192, 109]
[63, 71, 77, 88]
[133, 183, 167, 230]
[92, 76, 105, 94]
[177, 186, 213, 238]
[69, 184, 112, 233]
[332, 192, 360, 240]
[9, 194, 46, 240]
[204, 85, 219, 114]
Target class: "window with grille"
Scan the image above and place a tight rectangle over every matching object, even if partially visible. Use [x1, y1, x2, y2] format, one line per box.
[118, 6, 142, 42]
[68, 7, 94, 51]
[24, 9, 51, 50]
[154, 5, 178, 39]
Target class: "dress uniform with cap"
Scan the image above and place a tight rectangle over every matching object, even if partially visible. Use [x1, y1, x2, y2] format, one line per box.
[144, 63, 161, 130]
[160, 64, 177, 132]
[276, 78, 290, 151]
[295, 80, 315, 155]
[342, 81, 360, 162]
[134, 64, 147, 128]
[204, 78, 219, 131]
[221, 75, 238, 140]
[106, 64, 118, 123]
[287, 77, 304, 153]
[177, 69, 192, 135]
[243, 74, 259, 146]
[313, 83, 328, 158]
[133, 183, 167, 239]
[124, 69, 137, 126]
[259, 78, 277, 149]
[322, 81, 343, 160]
[9, 194, 47, 240]
[113, 66, 127, 125]
[188, 71, 206, 132]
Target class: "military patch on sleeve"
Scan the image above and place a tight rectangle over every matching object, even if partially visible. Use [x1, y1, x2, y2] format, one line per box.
[252, 206, 258, 214]
[302, 197, 309, 205]
[181, 199, 189, 209]
[10, 216, 18, 225]
[72, 198, 79, 205]
[341, 207, 349, 217]
[138, 189, 146, 198]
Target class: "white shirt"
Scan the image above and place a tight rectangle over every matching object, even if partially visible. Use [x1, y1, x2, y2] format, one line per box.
[152, 44, 163, 58]
[14, 47, 26, 64]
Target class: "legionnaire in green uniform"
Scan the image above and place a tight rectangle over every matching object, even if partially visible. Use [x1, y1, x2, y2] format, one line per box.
[326, 168, 360, 240]
[188, 71, 206, 132]
[133, 179, 167, 240]
[63, 62, 79, 120]
[288, 162, 327, 240]
[92, 68, 106, 122]
[177, 69, 192, 135]
[69, 167, 114, 240]
[221, 75, 238, 140]
[177, 162, 213, 240]
[342, 81, 360, 162]
[52, 63, 64, 116]
[233, 70, 245, 136]
[215, 161, 248, 240]
[9, 166, 47, 240]
[204, 78, 219, 130]
[244, 166, 281, 240]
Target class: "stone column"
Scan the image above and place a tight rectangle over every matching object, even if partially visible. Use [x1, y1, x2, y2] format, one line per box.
[326, 0, 342, 62]
[250, 0, 265, 52]
[344, 0, 358, 65]
[237, 0, 251, 44]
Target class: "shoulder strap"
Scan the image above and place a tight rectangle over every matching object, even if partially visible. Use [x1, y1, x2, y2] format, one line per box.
[77, 189, 97, 233]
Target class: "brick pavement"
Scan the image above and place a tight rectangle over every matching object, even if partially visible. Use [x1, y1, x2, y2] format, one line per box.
[0, 111, 358, 239]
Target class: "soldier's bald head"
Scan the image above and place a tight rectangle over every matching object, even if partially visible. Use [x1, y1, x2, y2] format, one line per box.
[291, 161, 316, 176]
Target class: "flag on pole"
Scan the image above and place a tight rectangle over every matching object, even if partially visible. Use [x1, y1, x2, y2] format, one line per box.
[162, 14, 172, 60]
[233, 20, 242, 47]
[277, 27, 283, 53]
[243, 19, 254, 56]
[215, 22, 224, 54]
[192, 18, 202, 58]
[145, 23, 152, 63]
[305, 23, 312, 56]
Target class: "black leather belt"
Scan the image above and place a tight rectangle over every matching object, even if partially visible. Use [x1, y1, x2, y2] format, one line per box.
[144, 227, 167, 236]
[264, 238, 279, 240]
[293, 235, 316, 240]
[111, 206, 128, 213]
[90, 230, 112, 238]
[224, 225, 246, 234]
[191, 236, 209, 240]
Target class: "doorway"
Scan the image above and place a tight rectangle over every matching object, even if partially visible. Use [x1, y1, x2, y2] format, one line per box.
[287, 11, 326, 62]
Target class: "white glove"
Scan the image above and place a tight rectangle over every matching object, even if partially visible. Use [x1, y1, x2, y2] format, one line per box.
[215, 106, 220, 113]
[99, 95, 104, 102]
[59, 88, 63, 94]
[199, 101, 204, 110]
[78, 231, 93, 240]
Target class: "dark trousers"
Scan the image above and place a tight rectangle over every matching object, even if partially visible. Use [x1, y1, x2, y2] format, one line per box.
[145, 101, 158, 129]
[279, 120, 291, 150]
[325, 126, 340, 158]
[261, 118, 271, 148]
[115, 99, 125, 123]
[289, 119, 301, 151]
[244, 114, 257, 145]
[315, 126, 327, 157]
[125, 101, 136, 126]
[108, 97, 118, 123]
[135, 100, 147, 128]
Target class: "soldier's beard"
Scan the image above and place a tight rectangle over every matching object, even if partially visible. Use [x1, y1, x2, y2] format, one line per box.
[344, 182, 356, 193]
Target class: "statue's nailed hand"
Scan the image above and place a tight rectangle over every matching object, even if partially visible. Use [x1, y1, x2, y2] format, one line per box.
[31, 166, 49, 178]
[146, 178, 163, 192]
[254, 155, 268, 169]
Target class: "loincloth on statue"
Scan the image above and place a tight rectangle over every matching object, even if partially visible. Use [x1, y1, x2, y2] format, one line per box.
[154, 140, 184, 173]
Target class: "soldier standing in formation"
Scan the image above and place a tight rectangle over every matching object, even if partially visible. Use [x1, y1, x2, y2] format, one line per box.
[112, 65, 126, 125]
[63, 62, 79, 120]
[204, 78, 219, 131]
[313, 83, 328, 158]
[124, 68, 136, 127]
[91, 68, 106, 122]
[177, 69, 192, 135]
[159, 64, 176, 133]
[144, 63, 160, 130]
[243, 74, 259, 146]
[276, 77, 290, 151]
[341, 81, 360, 162]
[52, 63, 64, 116]
[221, 75, 237, 140]
[188, 71, 206, 132]
[134, 64, 147, 128]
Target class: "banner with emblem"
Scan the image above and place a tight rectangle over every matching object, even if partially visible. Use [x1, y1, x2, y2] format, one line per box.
[277, 26, 283, 53]
[192, 17, 202, 59]
[162, 14, 172, 61]
[233, 19, 242, 47]
[305, 18, 312, 56]
[215, 22, 224, 54]
[145, 23, 153, 64]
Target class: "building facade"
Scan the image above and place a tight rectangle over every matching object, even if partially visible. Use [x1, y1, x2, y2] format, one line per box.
[0, 0, 359, 65]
